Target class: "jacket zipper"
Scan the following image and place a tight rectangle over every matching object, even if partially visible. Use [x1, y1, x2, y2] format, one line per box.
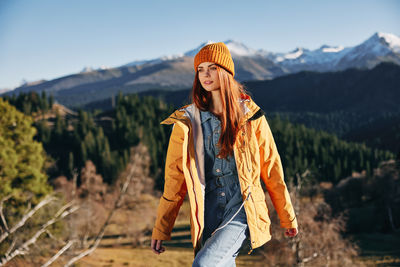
[166, 116, 203, 246]
[240, 122, 256, 254]
[248, 191, 258, 254]
[246, 186, 254, 254]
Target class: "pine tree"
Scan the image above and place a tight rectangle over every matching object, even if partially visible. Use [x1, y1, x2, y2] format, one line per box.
[0, 98, 51, 213]
[49, 93, 54, 108]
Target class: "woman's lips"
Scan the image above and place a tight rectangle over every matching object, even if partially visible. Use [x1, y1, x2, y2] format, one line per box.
[204, 81, 213, 85]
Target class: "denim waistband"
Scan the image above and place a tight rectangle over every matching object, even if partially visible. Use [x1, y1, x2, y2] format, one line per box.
[205, 174, 239, 194]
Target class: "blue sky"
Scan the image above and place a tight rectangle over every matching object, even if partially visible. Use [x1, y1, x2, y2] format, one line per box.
[0, 0, 399, 89]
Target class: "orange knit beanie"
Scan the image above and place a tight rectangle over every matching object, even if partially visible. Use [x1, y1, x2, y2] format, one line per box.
[194, 42, 235, 77]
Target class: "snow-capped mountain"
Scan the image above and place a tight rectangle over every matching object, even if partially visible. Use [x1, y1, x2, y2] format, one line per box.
[183, 40, 215, 57]
[363, 32, 400, 54]
[183, 39, 263, 57]
[3, 32, 399, 107]
[373, 32, 400, 53]
[225, 39, 259, 56]
[80, 66, 95, 73]
[270, 45, 347, 63]
[124, 32, 400, 75]
[335, 32, 400, 70]
[267, 32, 400, 72]
[80, 65, 110, 73]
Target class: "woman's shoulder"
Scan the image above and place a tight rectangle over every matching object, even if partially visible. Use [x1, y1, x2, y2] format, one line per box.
[160, 103, 195, 125]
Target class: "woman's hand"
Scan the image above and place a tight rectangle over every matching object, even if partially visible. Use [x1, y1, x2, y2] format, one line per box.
[151, 239, 166, 255]
[284, 227, 298, 237]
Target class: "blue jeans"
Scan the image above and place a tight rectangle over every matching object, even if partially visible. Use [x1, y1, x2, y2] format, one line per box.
[192, 207, 249, 267]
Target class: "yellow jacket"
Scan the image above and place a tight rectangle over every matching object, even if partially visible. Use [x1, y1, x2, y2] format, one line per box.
[152, 95, 298, 254]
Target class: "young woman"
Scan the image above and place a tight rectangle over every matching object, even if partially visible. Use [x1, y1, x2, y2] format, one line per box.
[151, 42, 298, 266]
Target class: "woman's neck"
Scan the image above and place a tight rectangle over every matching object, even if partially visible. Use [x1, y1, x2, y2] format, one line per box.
[210, 90, 223, 115]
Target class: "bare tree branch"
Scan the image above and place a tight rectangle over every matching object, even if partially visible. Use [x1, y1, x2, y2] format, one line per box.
[0, 201, 79, 266]
[0, 194, 56, 243]
[64, 152, 139, 266]
[45, 229, 62, 245]
[5, 237, 17, 257]
[41, 239, 77, 267]
[0, 145, 148, 266]
[0, 194, 12, 232]
[54, 201, 77, 219]
[23, 201, 32, 216]
[302, 252, 319, 263]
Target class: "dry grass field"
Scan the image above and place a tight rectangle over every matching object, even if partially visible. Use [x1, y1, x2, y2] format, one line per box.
[4, 197, 400, 266]
[77, 247, 265, 267]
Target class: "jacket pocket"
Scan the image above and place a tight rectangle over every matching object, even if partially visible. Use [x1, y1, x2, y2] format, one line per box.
[250, 186, 271, 232]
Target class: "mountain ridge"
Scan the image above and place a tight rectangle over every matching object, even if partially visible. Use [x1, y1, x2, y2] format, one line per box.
[3, 32, 399, 108]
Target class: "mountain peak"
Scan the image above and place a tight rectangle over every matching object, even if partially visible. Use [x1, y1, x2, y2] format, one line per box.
[364, 32, 400, 53]
[376, 32, 400, 51]
[362, 32, 400, 54]
[319, 44, 344, 53]
[184, 40, 257, 57]
[81, 66, 95, 73]
[284, 47, 307, 60]
[223, 39, 257, 56]
[183, 40, 215, 57]
[292, 47, 309, 53]
[80, 65, 110, 73]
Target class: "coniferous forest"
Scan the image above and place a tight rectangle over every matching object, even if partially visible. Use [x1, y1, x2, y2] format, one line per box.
[2, 91, 394, 190]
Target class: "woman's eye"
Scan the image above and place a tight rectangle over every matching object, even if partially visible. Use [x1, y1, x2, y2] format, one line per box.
[210, 67, 217, 70]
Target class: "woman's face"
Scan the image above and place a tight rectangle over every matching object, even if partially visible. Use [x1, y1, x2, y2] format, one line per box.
[197, 62, 221, 92]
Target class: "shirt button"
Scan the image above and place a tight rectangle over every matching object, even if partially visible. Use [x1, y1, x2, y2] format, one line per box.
[216, 169, 221, 173]
[221, 192, 225, 196]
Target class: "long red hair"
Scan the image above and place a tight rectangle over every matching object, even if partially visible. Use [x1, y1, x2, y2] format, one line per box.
[191, 65, 250, 158]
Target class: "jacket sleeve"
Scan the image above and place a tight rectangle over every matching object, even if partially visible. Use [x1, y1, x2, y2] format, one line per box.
[255, 115, 298, 229]
[152, 123, 188, 240]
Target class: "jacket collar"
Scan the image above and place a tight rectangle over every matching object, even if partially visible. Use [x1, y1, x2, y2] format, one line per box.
[200, 110, 214, 124]
[160, 94, 260, 126]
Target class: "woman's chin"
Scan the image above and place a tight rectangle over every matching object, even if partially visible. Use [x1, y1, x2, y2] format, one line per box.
[202, 86, 220, 92]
